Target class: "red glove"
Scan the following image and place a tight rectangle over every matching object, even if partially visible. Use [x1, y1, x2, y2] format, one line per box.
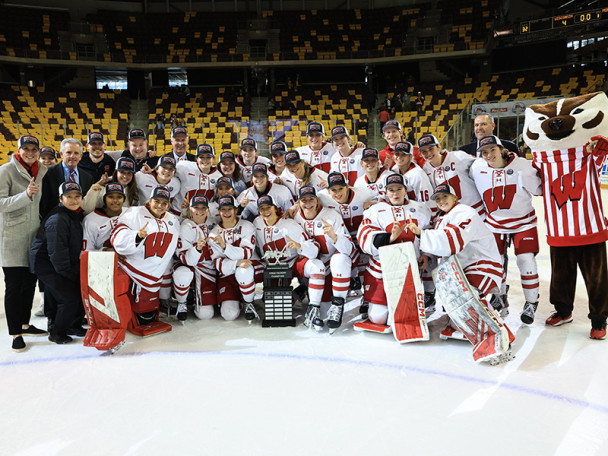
[587, 135, 608, 157]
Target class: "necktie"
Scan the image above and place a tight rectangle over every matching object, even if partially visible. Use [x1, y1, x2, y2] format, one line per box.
[69, 169, 76, 183]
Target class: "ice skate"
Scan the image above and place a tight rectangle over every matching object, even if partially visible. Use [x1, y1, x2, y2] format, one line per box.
[520, 301, 538, 325]
[304, 304, 323, 331]
[490, 293, 509, 318]
[176, 302, 188, 324]
[359, 301, 369, 319]
[439, 324, 468, 341]
[348, 276, 362, 297]
[327, 297, 344, 335]
[244, 302, 259, 323]
[424, 291, 436, 316]
[353, 319, 391, 334]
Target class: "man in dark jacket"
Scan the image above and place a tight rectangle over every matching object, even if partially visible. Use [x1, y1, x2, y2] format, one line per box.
[39, 138, 94, 219]
[79, 132, 116, 182]
[459, 113, 520, 157]
[30, 182, 86, 344]
[108, 128, 159, 172]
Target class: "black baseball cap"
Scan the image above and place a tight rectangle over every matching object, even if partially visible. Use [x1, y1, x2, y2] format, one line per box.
[128, 129, 146, 141]
[476, 135, 503, 153]
[327, 172, 348, 189]
[382, 119, 402, 132]
[171, 126, 187, 138]
[270, 141, 288, 154]
[103, 183, 125, 199]
[241, 137, 257, 149]
[59, 182, 82, 196]
[330, 125, 349, 139]
[361, 147, 379, 160]
[219, 151, 236, 163]
[151, 186, 171, 202]
[257, 195, 275, 208]
[418, 134, 439, 148]
[215, 176, 234, 188]
[190, 194, 209, 207]
[285, 150, 302, 164]
[298, 185, 317, 199]
[116, 157, 136, 173]
[88, 132, 105, 144]
[39, 146, 57, 158]
[18, 135, 40, 150]
[157, 155, 177, 169]
[196, 143, 215, 157]
[431, 183, 456, 200]
[217, 195, 237, 208]
[394, 141, 413, 155]
[251, 163, 268, 176]
[307, 122, 325, 135]
[385, 173, 406, 188]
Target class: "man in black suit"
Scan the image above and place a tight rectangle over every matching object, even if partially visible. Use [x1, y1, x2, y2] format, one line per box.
[459, 113, 521, 157]
[164, 126, 195, 162]
[39, 138, 95, 219]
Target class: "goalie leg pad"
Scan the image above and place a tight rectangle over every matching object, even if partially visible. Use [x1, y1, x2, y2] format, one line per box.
[434, 256, 513, 363]
[379, 243, 429, 343]
[80, 252, 133, 351]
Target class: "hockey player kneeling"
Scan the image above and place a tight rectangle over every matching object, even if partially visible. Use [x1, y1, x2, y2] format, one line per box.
[356, 173, 432, 342]
[92, 186, 180, 345]
[405, 184, 515, 364]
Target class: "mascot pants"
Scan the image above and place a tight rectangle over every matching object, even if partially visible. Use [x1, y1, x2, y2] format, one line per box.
[550, 242, 608, 322]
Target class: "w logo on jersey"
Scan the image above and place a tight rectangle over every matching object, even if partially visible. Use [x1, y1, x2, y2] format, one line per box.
[483, 185, 517, 213]
[550, 170, 585, 209]
[144, 233, 173, 259]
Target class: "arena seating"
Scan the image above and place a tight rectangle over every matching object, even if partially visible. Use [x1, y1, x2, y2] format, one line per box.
[0, 86, 130, 163]
[147, 88, 251, 156]
[0, 5, 69, 60]
[438, 0, 499, 52]
[268, 85, 369, 147]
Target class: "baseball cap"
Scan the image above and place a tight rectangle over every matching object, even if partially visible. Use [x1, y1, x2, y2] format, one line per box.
[330, 125, 349, 139]
[251, 163, 268, 176]
[431, 183, 456, 200]
[190, 194, 209, 208]
[18, 135, 40, 150]
[171, 126, 187, 138]
[151, 186, 171, 202]
[418, 134, 439, 148]
[307, 122, 325, 136]
[394, 141, 413, 155]
[215, 176, 234, 188]
[196, 143, 215, 157]
[270, 141, 288, 154]
[157, 155, 177, 169]
[103, 183, 125, 199]
[87, 132, 105, 144]
[39, 146, 57, 158]
[361, 147, 379, 160]
[298, 185, 317, 199]
[240, 137, 257, 150]
[476, 135, 503, 153]
[385, 173, 406, 188]
[382, 119, 402, 132]
[285, 150, 302, 165]
[219, 151, 236, 163]
[257, 195, 275, 208]
[116, 157, 136, 173]
[217, 195, 237, 208]
[59, 182, 82, 197]
[128, 129, 146, 141]
[327, 172, 348, 188]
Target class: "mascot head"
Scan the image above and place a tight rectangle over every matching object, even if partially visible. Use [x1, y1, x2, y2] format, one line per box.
[523, 91, 608, 151]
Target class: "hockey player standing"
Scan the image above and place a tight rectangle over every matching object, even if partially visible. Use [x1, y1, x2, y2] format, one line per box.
[296, 122, 335, 174]
[175, 143, 223, 208]
[236, 138, 272, 186]
[281, 150, 329, 199]
[471, 135, 542, 324]
[329, 125, 365, 186]
[353, 147, 391, 198]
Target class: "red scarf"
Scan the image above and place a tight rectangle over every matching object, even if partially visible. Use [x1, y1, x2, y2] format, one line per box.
[15, 154, 39, 179]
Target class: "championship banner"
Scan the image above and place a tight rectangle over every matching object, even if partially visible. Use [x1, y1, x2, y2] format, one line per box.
[472, 97, 561, 119]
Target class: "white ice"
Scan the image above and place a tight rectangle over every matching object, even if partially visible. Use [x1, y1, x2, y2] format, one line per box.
[1, 196, 607, 456]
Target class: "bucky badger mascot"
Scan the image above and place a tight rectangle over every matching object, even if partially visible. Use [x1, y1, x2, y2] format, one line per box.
[524, 91, 608, 339]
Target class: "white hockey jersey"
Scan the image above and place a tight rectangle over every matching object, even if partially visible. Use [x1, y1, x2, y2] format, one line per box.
[175, 217, 217, 282]
[253, 216, 319, 268]
[318, 187, 377, 236]
[470, 155, 542, 234]
[293, 206, 354, 267]
[136, 171, 182, 214]
[419, 203, 503, 296]
[281, 167, 329, 199]
[357, 200, 432, 279]
[175, 161, 223, 204]
[237, 182, 295, 221]
[392, 162, 436, 214]
[423, 151, 484, 216]
[82, 208, 126, 251]
[330, 146, 365, 186]
[353, 168, 392, 198]
[236, 154, 272, 185]
[297, 142, 336, 174]
[111, 205, 180, 292]
[208, 219, 258, 278]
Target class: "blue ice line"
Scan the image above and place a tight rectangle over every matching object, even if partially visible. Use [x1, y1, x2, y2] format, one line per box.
[2, 349, 607, 415]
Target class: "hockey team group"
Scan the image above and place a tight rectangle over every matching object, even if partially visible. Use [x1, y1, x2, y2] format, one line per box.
[4, 111, 607, 364]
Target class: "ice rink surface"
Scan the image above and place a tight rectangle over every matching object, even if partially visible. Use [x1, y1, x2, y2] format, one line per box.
[1, 196, 608, 456]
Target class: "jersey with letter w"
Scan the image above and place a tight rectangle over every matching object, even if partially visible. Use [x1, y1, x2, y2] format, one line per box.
[533, 146, 608, 246]
[471, 155, 542, 234]
[111, 205, 180, 292]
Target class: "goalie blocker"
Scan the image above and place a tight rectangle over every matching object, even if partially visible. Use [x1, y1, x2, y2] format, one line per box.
[80, 251, 171, 352]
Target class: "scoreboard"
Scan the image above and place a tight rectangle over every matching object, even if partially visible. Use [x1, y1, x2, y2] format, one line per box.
[520, 8, 607, 34]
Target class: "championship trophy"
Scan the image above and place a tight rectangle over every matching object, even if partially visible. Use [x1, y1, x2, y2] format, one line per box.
[262, 248, 296, 327]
